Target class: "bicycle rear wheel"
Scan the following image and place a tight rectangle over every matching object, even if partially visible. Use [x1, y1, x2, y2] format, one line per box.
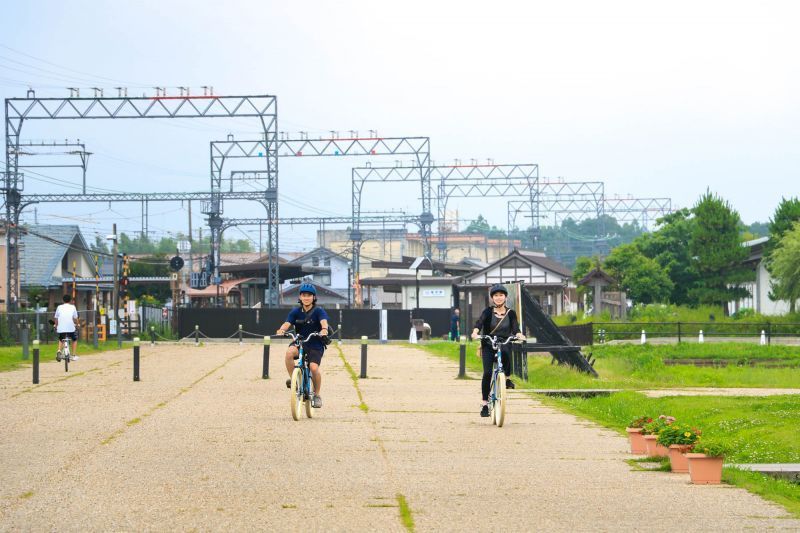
[290, 367, 303, 421]
[494, 373, 507, 427]
[64, 344, 70, 372]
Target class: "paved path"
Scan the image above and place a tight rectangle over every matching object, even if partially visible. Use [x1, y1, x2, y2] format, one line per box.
[1, 342, 798, 531]
[641, 387, 800, 397]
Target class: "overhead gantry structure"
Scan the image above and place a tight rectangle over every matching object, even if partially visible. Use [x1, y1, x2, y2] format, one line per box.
[3, 91, 276, 311]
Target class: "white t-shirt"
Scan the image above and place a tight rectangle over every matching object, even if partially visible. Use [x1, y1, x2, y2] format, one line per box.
[54, 303, 78, 333]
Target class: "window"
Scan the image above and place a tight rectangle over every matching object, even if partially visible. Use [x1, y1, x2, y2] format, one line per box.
[312, 257, 319, 266]
[324, 257, 331, 266]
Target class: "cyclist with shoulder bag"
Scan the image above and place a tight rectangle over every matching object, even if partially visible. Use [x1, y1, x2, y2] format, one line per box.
[471, 284, 525, 417]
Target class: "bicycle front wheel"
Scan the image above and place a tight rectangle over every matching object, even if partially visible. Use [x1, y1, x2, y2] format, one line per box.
[304, 371, 314, 419]
[290, 367, 303, 421]
[494, 374, 506, 427]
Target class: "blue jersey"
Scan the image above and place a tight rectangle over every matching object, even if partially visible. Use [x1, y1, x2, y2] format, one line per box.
[285, 306, 329, 351]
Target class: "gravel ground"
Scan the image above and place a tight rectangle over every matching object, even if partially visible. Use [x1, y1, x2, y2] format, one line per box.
[0, 342, 798, 531]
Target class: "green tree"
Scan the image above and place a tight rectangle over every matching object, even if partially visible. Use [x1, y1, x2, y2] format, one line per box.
[687, 191, 753, 314]
[769, 221, 800, 313]
[464, 214, 506, 239]
[636, 208, 697, 305]
[572, 255, 598, 303]
[603, 243, 673, 304]
[765, 197, 800, 305]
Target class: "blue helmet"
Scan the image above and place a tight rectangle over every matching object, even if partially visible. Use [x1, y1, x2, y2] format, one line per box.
[299, 283, 317, 296]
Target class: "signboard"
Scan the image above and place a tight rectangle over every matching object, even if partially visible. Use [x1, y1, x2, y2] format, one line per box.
[109, 319, 117, 335]
[422, 289, 446, 297]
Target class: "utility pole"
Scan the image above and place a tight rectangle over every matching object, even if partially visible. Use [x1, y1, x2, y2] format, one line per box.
[111, 224, 121, 348]
[188, 200, 193, 292]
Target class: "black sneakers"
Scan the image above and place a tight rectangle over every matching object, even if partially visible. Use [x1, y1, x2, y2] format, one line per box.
[285, 378, 291, 389]
[506, 378, 515, 389]
[480, 405, 490, 417]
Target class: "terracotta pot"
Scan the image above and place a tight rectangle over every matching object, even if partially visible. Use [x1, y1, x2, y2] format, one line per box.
[668, 444, 692, 473]
[686, 453, 724, 484]
[626, 428, 647, 454]
[643, 435, 669, 457]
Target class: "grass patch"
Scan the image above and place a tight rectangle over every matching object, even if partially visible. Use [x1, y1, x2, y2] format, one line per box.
[625, 457, 671, 472]
[396, 493, 415, 532]
[126, 417, 142, 426]
[335, 345, 369, 413]
[0, 340, 133, 373]
[19, 491, 34, 499]
[539, 391, 800, 517]
[415, 341, 800, 389]
[281, 503, 297, 509]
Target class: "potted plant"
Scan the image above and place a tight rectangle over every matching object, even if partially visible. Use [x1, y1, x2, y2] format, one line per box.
[656, 424, 702, 473]
[685, 442, 727, 484]
[626, 416, 652, 455]
[642, 415, 675, 457]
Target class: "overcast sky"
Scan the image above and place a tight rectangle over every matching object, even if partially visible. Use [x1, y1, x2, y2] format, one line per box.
[1, 1, 798, 252]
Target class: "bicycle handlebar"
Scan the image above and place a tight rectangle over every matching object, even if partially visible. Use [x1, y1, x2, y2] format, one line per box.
[284, 331, 325, 344]
[475, 335, 522, 350]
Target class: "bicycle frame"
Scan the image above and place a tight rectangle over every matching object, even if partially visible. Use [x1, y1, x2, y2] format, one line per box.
[478, 335, 514, 403]
[287, 331, 321, 401]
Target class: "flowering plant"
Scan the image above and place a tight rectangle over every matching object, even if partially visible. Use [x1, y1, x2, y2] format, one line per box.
[691, 441, 727, 458]
[628, 416, 652, 429]
[656, 423, 702, 448]
[642, 414, 675, 435]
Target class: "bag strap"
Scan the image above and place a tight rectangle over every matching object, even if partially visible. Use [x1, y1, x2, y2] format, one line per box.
[487, 308, 508, 336]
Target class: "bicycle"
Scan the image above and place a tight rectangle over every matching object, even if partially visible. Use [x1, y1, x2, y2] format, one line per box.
[284, 330, 324, 421]
[476, 335, 517, 427]
[54, 333, 77, 373]
[48, 319, 78, 372]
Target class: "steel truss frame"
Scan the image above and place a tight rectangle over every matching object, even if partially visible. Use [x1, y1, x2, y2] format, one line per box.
[213, 135, 431, 307]
[4, 92, 276, 311]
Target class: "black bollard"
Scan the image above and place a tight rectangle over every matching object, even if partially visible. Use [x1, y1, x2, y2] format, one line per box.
[195, 325, 199, 345]
[150, 326, 156, 346]
[238, 324, 243, 345]
[262, 336, 270, 379]
[458, 335, 466, 378]
[360, 336, 368, 379]
[133, 337, 140, 382]
[32, 340, 40, 384]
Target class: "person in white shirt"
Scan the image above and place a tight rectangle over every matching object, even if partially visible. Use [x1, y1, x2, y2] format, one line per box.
[54, 294, 80, 361]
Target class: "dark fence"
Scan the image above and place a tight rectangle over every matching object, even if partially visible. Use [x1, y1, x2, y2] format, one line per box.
[177, 307, 453, 340]
[593, 321, 800, 344]
[559, 323, 593, 346]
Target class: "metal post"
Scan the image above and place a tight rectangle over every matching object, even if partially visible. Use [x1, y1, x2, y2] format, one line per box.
[195, 325, 200, 345]
[238, 324, 243, 345]
[338, 309, 343, 345]
[150, 326, 156, 346]
[458, 335, 466, 378]
[35, 310, 41, 341]
[133, 337, 140, 382]
[262, 336, 270, 379]
[677, 322, 682, 343]
[92, 310, 99, 348]
[360, 335, 368, 379]
[21, 324, 29, 360]
[32, 340, 40, 384]
[767, 323, 772, 345]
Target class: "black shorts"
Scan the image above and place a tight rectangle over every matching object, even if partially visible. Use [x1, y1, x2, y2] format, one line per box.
[58, 332, 78, 342]
[291, 343, 324, 366]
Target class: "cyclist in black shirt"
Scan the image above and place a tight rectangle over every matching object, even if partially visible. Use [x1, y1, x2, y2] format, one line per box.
[471, 284, 525, 417]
